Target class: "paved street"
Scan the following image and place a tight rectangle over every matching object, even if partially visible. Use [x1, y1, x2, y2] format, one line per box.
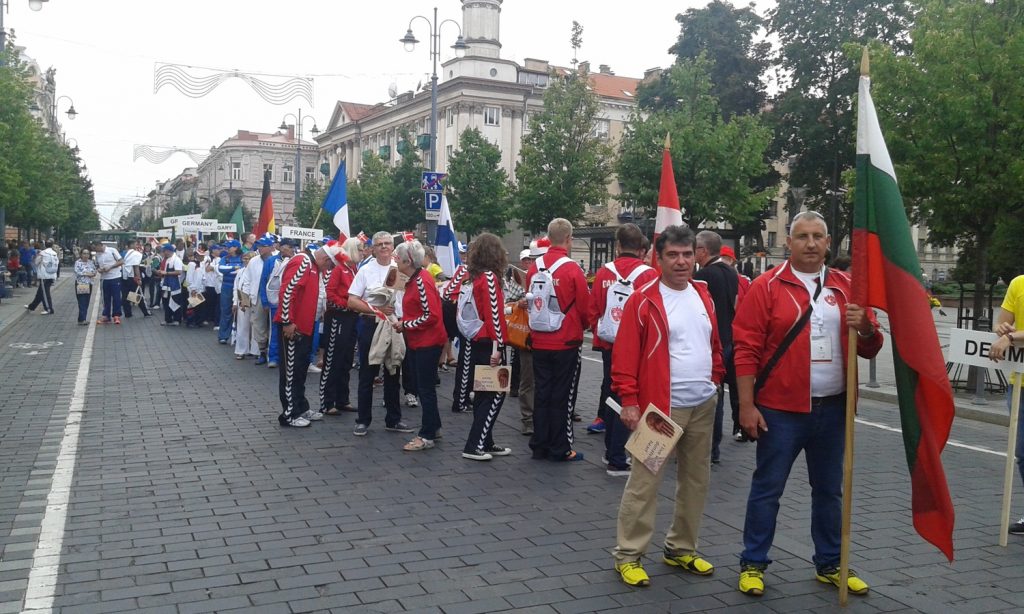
[2, 281, 1024, 613]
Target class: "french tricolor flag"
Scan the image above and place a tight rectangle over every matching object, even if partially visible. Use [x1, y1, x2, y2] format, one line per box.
[434, 194, 461, 277]
[321, 161, 351, 240]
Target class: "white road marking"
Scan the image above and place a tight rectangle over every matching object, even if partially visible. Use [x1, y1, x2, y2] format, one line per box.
[22, 292, 99, 613]
[856, 417, 1004, 456]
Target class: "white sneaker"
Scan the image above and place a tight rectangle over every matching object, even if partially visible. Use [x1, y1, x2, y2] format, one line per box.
[287, 416, 311, 427]
[308, 364, 322, 373]
[303, 410, 324, 421]
[405, 394, 419, 407]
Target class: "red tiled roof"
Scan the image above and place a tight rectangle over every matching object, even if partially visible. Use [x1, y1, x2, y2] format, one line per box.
[341, 101, 377, 122]
[552, 66, 640, 102]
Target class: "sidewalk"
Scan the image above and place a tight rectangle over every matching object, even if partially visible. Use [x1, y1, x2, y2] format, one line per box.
[0, 274, 73, 337]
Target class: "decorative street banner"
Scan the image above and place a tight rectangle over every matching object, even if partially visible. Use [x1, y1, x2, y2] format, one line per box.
[214, 223, 238, 233]
[280, 226, 323, 241]
[948, 328, 1024, 373]
[179, 218, 219, 232]
[162, 213, 201, 227]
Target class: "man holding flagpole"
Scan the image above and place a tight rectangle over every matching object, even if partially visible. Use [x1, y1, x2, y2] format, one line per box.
[733, 211, 883, 597]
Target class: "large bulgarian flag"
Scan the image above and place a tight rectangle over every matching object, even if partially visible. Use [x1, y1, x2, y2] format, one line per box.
[254, 170, 276, 236]
[651, 133, 683, 273]
[852, 50, 955, 561]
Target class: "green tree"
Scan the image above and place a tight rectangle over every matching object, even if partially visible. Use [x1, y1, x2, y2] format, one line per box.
[660, 0, 770, 119]
[387, 132, 427, 232]
[515, 69, 613, 232]
[446, 128, 511, 239]
[292, 180, 334, 234]
[618, 57, 772, 231]
[767, 0, 914, 252]
[348, 153, 391, 236]
[872, 0, 1024, 320]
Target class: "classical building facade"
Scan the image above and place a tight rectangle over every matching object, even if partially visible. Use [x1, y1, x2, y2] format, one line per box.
[315, 0, 640, 255]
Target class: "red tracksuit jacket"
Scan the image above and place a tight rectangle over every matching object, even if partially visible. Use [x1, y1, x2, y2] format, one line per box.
[525, 246, 591, 351]
[274, 253, 320, 336]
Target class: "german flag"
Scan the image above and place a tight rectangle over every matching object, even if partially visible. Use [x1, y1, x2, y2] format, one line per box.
[254, 170, 275, 236]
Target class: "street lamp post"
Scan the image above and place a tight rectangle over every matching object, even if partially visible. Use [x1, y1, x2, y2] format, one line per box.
[279, 110, 319, 219]
[50, 95, 76, 141]
[399, 8, 468, 173]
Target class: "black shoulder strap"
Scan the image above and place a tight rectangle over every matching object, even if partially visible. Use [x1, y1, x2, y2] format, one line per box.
[754, 274, 824, 395]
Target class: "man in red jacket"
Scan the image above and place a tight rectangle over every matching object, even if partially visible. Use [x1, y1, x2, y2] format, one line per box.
[587, 224, 657, 476]
[611, 225, 724, 587]
[275, 241, 342, 427]
[526, 218, 591, 462]
[733, 211, 883, 598]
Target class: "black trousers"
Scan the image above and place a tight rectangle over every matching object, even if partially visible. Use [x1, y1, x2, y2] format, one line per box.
[162, 290, 183, 323]
[450, 333, 472, 412]
[320, 310, 358, 412]
[530, 347, 582, 460]
[278, 326, 313, 424]
[27, 279, 53, 313]
[510, 348, 521, 394]
[356, 316, 401, 427]
[122, 278, 150, 317]
[464, 340, 507, 454]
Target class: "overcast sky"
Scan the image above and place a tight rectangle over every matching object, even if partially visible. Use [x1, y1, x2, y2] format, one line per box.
[7, 0, 771, 225]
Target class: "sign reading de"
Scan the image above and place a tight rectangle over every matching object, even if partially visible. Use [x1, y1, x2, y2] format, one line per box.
[424, 192, 442, 221]
[280, 226, 323, 241]
[948, 328, 1024, 374]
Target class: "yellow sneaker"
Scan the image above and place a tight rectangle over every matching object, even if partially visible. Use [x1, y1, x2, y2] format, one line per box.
[615, 560, 650, 587]
[815, 566, 869, 595]
[663, 552, 714, 576]
[738, 564, 765, 596]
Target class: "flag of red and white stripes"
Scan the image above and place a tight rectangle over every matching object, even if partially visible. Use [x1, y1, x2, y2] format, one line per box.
[651, 133, 682, 273]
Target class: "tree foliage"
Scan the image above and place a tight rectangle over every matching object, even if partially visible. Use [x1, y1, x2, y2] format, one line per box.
[871, 0, 1024, 315]
[347, 153, 391, 236]
[662, 0, 770, 119]
[515, 68, 613, 232]
[767, 0, 914, 251]
[445, 128, 511, 239]
[0, 42, 97, 240]
[292, 180, 332, 234]
[618, 57, 772, 231]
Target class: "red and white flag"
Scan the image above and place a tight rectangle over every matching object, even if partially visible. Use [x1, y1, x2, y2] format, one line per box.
[402, 231, 415, 243]
[651, 133, 682, 273]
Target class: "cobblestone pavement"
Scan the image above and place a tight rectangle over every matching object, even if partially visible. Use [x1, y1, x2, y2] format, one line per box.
[2, 282, 1024, 613]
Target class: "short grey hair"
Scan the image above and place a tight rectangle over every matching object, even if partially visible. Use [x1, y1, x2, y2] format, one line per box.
[790, 211, 828, 236]
[372, 230, 393, 244]
[395, 240, 425, 268]
[695, 230, 722, 256]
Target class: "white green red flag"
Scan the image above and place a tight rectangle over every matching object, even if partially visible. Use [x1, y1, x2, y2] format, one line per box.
[852, 58, 955, 561]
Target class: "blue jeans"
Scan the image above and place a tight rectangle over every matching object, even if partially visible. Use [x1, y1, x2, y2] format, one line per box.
[600, 349, 629, 468]
[740, 394, 846, 570]
[268, 305, 280, 363]
[409, 345, 443, 440]
[1011, 387, 1024, 489]
[218, 286, 233, 342]
[101, 278, 122, 318]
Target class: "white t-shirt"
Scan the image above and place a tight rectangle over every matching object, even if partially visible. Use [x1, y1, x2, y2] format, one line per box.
[96, 248, 123, 281]
[793, 268, 845, 397]
[122, 249, 142, 279]
[660, 282, 717, 407]
[348, 259, 395, 304]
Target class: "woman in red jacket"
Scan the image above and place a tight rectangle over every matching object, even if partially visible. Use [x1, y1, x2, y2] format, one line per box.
[459, 233, 511, 461]
[393, 240, 448, 451]
[321, 237, 363, 415]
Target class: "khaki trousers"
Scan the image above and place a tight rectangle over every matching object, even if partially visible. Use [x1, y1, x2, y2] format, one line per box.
[250, 303, 269, 352]
[614, 393, 717, 563]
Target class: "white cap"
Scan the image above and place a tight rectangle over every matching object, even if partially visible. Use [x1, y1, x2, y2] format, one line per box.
[519, 248, 531, 261]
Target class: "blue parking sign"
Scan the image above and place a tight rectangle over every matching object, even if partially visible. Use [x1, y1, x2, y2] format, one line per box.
[425, 192, 442, 220]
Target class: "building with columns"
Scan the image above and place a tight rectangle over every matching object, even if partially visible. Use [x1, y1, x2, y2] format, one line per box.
[315, 0, 640, 256]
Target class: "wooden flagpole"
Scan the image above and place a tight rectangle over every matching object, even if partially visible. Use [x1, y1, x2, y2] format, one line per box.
[312, 207, 323, 230]
[1000, 376, 1023, 546]
[839, 328, 858, 606]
